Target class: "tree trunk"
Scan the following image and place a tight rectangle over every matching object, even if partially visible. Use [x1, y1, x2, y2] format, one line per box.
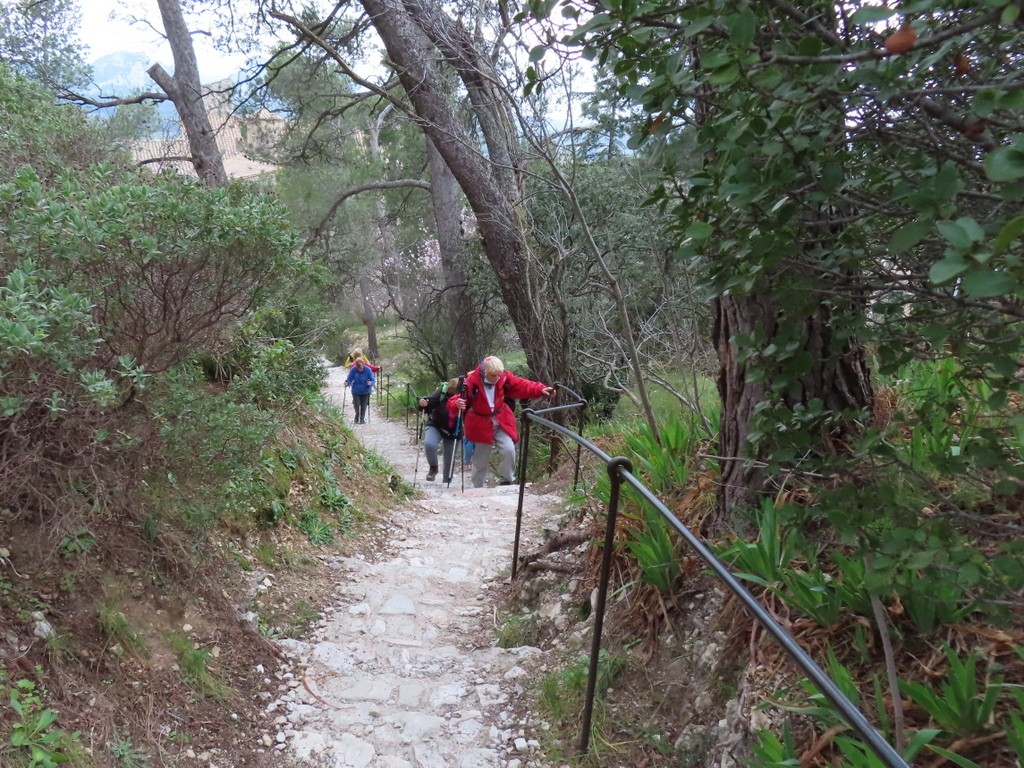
[713, 292, 873, 517]
[357, 274, 379, 360]
[425, 136, 480, 375]
[358, 0, 564, 388]
[149, 0, 227, 187]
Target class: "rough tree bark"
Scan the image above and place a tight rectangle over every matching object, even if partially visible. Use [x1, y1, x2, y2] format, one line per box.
[424, 136, 481, 376]
[358, 0, 565, 387]
[713, 290, 873, 515]
[357, 273, 380, 360]
[149, 0, 227, 186]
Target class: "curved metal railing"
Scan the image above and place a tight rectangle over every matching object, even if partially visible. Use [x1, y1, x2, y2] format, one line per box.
[512, 392, 908, 768]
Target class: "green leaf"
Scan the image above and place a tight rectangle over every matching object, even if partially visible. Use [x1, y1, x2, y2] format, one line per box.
[974, 88, 1000, 118]
[709, 62, 740, 87]
[797, 36, 824, 56]
[993, 215, 1024, 253]
[686, 221, 714, 241]
[820, 163, 843, 193]
[955, 216, 985, 242]
[925, 745, 984, 768]
[961, 269, 1015, 297]
[850, 6, 895, 24]
[984, 145, 1024, 182]
[890, 220, 931, 252]
[529, 45, 546, 63]
[929, 255, 968, 284]
[728, 11, 756, 46]
[936, 220, 973, 249]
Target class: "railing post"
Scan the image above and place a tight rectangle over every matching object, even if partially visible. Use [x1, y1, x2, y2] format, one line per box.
[512, 409, 534, 580]
[573, 403, 586, 492]
[554, 383, 588, 493]
[385, 374, 391, 418]
[580, 456, 632, 754]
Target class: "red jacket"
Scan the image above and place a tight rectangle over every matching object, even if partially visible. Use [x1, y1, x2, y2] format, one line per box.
[448, 368, 548, 444]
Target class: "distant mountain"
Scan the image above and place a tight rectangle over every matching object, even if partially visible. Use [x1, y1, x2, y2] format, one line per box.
[85, 51, 179, 137]
[90, 51, 154, 94]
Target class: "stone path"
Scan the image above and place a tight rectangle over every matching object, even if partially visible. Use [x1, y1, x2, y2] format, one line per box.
[272, 365, 562, 768]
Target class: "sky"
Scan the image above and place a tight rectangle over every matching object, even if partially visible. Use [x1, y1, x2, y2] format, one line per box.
[77, 0, 252, 81]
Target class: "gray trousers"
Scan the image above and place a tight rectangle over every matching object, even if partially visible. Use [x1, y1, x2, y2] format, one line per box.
[423, 426, 456, 478]
[471, 427, 516, 488]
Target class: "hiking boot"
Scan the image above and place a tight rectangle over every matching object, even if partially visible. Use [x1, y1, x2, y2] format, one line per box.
[426, 467, 438, 481]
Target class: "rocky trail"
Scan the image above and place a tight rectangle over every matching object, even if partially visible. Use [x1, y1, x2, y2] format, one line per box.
[267, 365, 566, 768]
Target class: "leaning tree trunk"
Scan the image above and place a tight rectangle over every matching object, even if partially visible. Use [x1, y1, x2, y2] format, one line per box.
[149, 0, 227, 186]
[358, 0, 565, 388]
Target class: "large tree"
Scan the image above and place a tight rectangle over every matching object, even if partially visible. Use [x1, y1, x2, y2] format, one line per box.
[147, 0, 227, 185]
[59, 0, 227, 185]
[273, 0, 569, 387]
[540, 0, 1024, 517]
[0, 0, 89, 89]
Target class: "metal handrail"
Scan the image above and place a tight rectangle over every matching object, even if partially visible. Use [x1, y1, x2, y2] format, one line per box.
[513, 399, 909, 768]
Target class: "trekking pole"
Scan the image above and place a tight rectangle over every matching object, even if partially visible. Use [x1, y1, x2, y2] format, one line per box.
[443, 407, 464, 492]
[413, 410, 422, 488]
[442, 430, 456, 489]
[341, 384, 347, 416]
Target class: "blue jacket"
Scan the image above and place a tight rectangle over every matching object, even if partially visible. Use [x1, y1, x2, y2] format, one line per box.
[345, 364, 376, 395]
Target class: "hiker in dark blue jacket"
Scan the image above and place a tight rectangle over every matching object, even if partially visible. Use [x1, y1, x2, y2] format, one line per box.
[344, 358, 376, 424]
[417, 377, 461, 482]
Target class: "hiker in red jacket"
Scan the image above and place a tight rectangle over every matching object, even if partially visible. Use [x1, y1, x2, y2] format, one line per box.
[449, 356, 554, 488]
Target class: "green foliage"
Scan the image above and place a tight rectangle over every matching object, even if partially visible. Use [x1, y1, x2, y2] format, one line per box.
[3, 678, 82, 767]
[900, 648, 1002, 738]
[778, 567, 843, 627]
[0, 2, 89, 89]
[538, 652, 624, 727]
[0, 65, 108, 178]
[522, 0, 1024, 762]
[298, 510, 334, 545]
[284, 600, 321, 635]
[108, 736, 151, 768]
[0, 166, 303, 374]
[538, 663, 584, 724]
[497, 613, 542, 649]
[625, 507, 679, 592]
[97, 604, 147, 658]
[748, 725, 800, 767]
[167, 634, 226, 699]
[57, 530, 95, 557]
[0, 64, 315, 531]
[622, 412, 699, 495]
[1007, 688, 1024, 761]
[720, 500, 796, 588]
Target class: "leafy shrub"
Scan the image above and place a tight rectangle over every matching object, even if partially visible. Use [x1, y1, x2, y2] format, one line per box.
[3, 678, 82, 767]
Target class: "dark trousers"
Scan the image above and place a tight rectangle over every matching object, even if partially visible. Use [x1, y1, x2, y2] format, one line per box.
[353, 393, 370, 423]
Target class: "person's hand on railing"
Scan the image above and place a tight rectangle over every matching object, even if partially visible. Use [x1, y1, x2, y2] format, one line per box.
[541, 385, 555, 397]
[419, 398, 429, 408]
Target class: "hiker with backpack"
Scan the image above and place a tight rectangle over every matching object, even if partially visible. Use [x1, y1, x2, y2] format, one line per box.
[345, 348, 380, 373]
[344, 357, 376, 424]
[417, 377, 462, 483]
[450, 356, 555, 488]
